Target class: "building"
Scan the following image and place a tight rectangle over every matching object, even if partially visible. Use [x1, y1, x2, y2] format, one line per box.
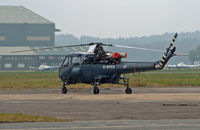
[0, 6, 59, 46]
[0, 46, 86, 70]
[0, 6, 87, 70]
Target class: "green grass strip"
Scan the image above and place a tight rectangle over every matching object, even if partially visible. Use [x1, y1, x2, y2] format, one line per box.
[0, 69, 200, 89]
[0, 113, 67, 123]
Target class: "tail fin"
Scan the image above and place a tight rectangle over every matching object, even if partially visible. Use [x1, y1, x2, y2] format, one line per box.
[155, 33, 178, 69]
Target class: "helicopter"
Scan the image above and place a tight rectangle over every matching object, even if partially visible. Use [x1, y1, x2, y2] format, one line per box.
[12, 33, 183, 94]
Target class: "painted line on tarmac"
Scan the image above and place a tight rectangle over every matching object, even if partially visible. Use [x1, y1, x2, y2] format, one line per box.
[129, 100, 154, 103]
[3, 100, 158, 104]
[2, 123, 200, 130]
[4, 100, 71, 104]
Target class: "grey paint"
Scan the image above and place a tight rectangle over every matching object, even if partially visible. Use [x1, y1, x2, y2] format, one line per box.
[0, 23, 55, 46]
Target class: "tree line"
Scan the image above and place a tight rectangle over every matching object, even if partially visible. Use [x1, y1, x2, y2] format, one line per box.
[56, 31, 200, 64]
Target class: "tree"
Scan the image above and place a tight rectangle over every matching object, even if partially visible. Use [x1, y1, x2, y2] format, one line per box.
[189, 45, 200, 64]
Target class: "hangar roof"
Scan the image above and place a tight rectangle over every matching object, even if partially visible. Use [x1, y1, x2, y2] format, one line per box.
[0, 6, 53, 24]
[0, 46, 88, 55]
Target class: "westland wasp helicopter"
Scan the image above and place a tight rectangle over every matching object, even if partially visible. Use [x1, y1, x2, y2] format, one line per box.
[12, 33, 184, 94]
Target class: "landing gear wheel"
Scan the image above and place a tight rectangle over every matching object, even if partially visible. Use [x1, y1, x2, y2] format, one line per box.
[93, 87, 99, 94]
[125, 88, 132, 94]
[62, 87, 67, 94]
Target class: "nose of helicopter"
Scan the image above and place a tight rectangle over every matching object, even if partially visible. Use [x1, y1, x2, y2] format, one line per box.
[59, 67, 69, 81]
[59, 67, 80, 82]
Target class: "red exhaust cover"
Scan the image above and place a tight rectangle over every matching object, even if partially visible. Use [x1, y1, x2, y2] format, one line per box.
[114, 52, 119, 59]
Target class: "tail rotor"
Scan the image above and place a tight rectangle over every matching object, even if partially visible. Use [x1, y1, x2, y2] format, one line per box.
[156, 33, 178, 69]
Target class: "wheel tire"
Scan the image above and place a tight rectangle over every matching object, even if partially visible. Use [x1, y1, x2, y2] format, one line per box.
[62, 87, 67, 94]
[93, 87, 99, 94]
[125, 88, 132, 94]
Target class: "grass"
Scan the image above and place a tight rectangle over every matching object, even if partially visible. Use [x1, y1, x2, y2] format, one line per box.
[0, 72, 61, 89]
[128, 72, 200, 87]
[0, 113, 66, 123]
[0, 69, 200, 89]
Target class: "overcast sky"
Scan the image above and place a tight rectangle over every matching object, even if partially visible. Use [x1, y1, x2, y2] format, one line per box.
[0, 0, 200, 38]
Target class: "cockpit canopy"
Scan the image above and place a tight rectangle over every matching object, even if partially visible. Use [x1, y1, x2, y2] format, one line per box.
[61, 53, 95, 67]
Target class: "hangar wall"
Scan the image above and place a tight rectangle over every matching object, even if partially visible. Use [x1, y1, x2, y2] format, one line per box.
[0, 24, 55, 46]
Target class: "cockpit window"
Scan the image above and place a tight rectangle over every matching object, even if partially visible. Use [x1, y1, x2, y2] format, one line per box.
[82, 56, 93, 64]
[62, 57, 70, 67]
[72, 57, 82, 66]
[62, 54, 94, 67]
[63, 56, 82, 66]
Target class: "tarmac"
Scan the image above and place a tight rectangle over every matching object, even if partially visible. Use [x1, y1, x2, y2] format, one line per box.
[1, 119, 200, 130]
[0, 87, 200, 129]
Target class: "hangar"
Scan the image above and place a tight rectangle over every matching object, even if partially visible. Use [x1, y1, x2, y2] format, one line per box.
[0, 6, 58, 47]
[0, 6, 87, 70]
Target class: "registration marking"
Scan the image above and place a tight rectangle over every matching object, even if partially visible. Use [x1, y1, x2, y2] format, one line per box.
[103, 65, 115, 69]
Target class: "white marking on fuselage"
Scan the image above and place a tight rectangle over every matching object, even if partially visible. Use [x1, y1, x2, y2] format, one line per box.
[103, 65, 116, 69]
[123, 65, 127, 68]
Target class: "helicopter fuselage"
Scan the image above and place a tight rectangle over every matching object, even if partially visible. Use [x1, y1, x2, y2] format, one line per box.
[59, 60, 157, 85]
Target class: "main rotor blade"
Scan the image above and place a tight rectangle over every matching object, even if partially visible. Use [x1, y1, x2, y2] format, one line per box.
[10, 44, 91, 53]
[112, 45, 188, 56]
[112, 45, 165, 53]
[10, 42, 113, 53]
